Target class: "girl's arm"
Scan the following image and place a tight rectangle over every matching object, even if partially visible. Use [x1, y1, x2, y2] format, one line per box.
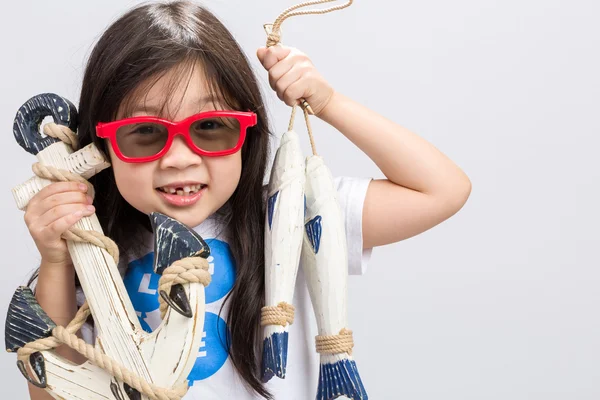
[318, 92, 471, 248]
[258, 46, 471, 248]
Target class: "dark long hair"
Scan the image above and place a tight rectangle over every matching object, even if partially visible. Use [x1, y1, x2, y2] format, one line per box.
[69, 1, 271, 397]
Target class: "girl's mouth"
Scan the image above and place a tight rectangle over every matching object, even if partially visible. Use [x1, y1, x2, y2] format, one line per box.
[156, 184, 207, 207]
[156, 183, 206, 196]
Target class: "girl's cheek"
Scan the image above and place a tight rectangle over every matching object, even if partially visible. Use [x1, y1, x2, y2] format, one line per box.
[112, 163, 153, 206]
[210, 154, 241, 181]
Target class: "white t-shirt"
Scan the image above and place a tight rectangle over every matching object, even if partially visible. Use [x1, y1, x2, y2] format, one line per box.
[78, 176, 372, 399]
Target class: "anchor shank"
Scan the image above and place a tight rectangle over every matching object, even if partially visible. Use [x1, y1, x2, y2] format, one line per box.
[35, 141, 153, 396]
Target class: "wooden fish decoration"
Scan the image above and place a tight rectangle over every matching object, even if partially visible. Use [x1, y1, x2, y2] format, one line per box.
[302, 155, 367, 400]
[262, 129, 305, 381]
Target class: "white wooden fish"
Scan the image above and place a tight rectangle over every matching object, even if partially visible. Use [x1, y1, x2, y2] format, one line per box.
[262, 129, 305, 381]
[302, 155, 367, 399]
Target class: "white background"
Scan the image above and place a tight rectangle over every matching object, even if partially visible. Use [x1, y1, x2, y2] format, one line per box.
[1, 0, 599, 398]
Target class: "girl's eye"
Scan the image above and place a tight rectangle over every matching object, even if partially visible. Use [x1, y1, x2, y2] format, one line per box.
[197, 119, 224, 130]
[132, 124, 160, 134]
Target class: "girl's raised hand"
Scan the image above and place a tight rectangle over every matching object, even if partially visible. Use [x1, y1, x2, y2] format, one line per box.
[24, 182, 95, 266]
[257, 45, 335, 116]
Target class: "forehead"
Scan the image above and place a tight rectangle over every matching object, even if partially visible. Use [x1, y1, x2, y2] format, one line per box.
[118, 61, 226, 119]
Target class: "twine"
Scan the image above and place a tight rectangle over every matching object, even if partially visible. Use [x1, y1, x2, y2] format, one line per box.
[261, 302, 296, 327]
[315, 328, 354, 355]
[265, 0, 353, 156]
[158, 257, 211, 319]
[266, 0, 354, 47]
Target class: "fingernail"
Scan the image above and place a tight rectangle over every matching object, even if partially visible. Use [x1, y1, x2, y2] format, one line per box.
[86, 205, 95, 212]
[86, 196, 93, 204]
[79, 184, 87, 191]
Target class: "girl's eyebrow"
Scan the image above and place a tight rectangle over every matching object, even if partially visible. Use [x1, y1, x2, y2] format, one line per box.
[196, 95, 226, 109]
[128, 95, 226, 117]
[128, 105, 161, 116]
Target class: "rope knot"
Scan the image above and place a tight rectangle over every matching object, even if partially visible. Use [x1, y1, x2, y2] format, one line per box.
[158, 257, 211, 319]
[264, 23, 281, 47]
[266, 32, 281, 47]
[43, 122, 78, 149]
[261, 302, 295, 326]
[315, 328, 354, 355]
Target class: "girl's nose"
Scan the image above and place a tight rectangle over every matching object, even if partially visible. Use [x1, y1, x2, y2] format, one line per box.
[158, 135, 202, 170]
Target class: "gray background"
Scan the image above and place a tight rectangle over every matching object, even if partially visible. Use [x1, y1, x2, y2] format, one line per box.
[1, 0, 599, 398]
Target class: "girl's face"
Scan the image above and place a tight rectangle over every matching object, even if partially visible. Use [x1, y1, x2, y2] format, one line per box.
[106, 62, 242, 228]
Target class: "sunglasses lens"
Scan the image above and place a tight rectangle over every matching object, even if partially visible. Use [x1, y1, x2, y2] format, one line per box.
[189, 117, 241, 153]
[116, 122, 169, 158]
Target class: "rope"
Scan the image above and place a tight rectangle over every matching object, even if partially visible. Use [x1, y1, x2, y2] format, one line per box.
[61, 228, 119, 262]
[260, 302, 295, 326]
[17, 122, 204, 399]
[266, 0, 354, 47]
[288, 105, 318, 156]
[158, 257, 211, 319]
[315, 328, 354, 355]
[18, 321, 188, 400]
[32, 163, 94, 198]
[265, 0, 353, 156]
[43, 122, 78, 149]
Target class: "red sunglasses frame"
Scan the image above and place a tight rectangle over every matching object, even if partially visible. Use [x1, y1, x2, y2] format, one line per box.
[95, 110, 257, 163]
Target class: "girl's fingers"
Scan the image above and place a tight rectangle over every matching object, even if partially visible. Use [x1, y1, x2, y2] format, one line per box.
[275, 66, 305, 104]
[282, 77, 311, 108]
[268, 56, 296, 91]
[267, 50, 309, 83]
[45, 209, 91, 239]
[258, 45, 292, 70]
[37, 203, 95, 230]
[256, 47, 268, 65]
[28, 182, 88, 210]
[32, 191, 92, 217]
[25, 183, 89, 226]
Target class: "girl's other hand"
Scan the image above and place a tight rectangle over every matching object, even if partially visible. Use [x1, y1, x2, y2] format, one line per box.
[24, 182, 95, 266]
[257, 45, 335, 116]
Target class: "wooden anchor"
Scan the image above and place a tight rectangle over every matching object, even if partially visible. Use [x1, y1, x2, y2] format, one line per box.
[5, 93, 209, 399]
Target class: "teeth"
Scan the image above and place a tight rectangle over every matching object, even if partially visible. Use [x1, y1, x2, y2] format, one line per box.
[159, 184, 205, 196]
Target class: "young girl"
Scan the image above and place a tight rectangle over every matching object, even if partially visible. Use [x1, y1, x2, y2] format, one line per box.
[23, 1, 471, 399]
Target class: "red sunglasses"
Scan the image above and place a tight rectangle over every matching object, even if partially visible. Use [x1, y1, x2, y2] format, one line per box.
[96, 110, 257, 163]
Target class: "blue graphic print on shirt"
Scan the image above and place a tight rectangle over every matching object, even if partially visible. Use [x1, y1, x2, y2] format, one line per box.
[187, 311, 229, 383]
[123, 238, 235, 382]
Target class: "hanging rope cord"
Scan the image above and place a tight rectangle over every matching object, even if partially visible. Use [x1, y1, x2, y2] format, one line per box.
[16, 123, 211, 400]
[264, 0, 353, 157]
[259, 0, 354, 357]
